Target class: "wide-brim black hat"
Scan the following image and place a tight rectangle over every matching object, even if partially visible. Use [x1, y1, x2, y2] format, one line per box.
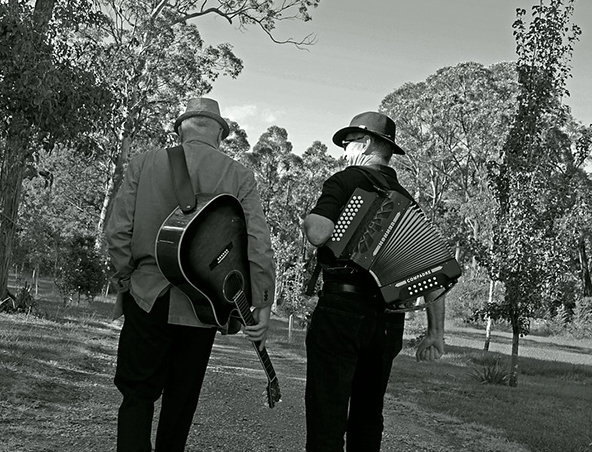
[174, 97, 230, 139]
[332, 111, 405, 155]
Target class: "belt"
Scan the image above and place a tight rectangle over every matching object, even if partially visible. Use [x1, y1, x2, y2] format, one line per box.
[321, 282, 379, 298]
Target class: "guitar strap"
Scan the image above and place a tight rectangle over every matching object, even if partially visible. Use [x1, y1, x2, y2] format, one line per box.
[166, 145, 196, 213]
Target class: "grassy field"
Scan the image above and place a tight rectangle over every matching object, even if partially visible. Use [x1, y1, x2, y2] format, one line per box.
[1, 282, 592, 451]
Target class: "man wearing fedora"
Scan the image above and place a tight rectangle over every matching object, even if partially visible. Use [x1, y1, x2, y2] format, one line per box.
[303, 111, 445, 451]
[106, 97, 275, 452]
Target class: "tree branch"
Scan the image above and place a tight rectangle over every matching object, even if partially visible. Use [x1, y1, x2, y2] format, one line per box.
[176, 8, 233, 25]
[151, 0, 169, 20]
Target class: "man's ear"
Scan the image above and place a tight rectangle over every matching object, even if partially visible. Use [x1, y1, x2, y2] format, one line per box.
[362, 135, 372, 154]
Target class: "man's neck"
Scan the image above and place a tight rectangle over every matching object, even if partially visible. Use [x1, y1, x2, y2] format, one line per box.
[182, 136, 218, 148]
[363, 155, 389, 167]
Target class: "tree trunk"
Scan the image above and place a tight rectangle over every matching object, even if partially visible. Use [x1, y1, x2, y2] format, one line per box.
[0, 127, 29, 300]
[95, 120, 134, 249]
[33, 0, 56, 34]
[578, 236, 592, 297]
[509, 317, 520, 387]
[484, 279, 495, 351]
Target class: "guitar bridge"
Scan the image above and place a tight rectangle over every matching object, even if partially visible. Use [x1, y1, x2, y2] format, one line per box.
[209, 241, 234, 270]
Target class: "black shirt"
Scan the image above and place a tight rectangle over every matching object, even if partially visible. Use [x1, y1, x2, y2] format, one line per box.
[310, 164, 415, 287]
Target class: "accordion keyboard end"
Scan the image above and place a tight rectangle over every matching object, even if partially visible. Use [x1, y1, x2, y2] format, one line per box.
[385, 280, 457, 313]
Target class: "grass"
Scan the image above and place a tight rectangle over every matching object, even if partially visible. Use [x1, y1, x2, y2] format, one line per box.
[388, 316, 592, 452]
[1, 281, 592, 451]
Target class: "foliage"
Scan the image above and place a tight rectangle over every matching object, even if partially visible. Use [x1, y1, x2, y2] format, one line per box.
[55, 235, 107, 302]
[220, 120, 251, 160]
[0, 0, 112, 144]
[445, 275, 505, 323]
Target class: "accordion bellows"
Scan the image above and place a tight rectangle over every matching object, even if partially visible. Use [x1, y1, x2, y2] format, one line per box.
[324, 187, 461, 309]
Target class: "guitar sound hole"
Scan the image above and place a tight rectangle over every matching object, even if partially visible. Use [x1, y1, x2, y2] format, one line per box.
[223, 271, 244, 302]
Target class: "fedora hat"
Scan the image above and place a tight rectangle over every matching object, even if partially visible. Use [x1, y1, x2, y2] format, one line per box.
[332, 111, 405, 155]
[174, 97, 230, 139]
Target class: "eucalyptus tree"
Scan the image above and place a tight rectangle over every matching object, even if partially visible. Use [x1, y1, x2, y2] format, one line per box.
[381, 61, 520, 274]
[244, 125, 299, 236]
[544, 125, 592, 306]
[244, 135, 339, 309]
[381, 62, 518, 212]
[297, 141, 341, 255]
[219, 119, 250, 161]
[0, 0, 112, 300]
[486, 0, 581, 387]
[87, 0, 320, 246]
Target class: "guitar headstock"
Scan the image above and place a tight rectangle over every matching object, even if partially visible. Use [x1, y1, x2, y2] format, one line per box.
[266, 378, 281, 409]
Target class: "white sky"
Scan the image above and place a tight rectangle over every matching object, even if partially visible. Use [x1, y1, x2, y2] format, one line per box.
[196, 0, 592, 158]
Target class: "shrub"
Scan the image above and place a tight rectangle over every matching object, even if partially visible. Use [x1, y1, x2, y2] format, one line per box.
[55, 235, 107, 303]
[0, 282, 38, 315]
[469, 354, 510, 385]
[567, 297, 592, 339]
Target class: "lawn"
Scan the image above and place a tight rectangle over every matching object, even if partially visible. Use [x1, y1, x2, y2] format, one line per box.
[1, 281, 591, 451]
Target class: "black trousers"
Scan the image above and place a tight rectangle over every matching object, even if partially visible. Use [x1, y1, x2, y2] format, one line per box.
[115, 291, 216, 452]
[305, 291, 405, 452]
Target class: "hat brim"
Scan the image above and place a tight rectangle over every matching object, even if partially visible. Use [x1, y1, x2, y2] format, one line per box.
[174, 111, 230, 139]
[332, 126, 405, 155]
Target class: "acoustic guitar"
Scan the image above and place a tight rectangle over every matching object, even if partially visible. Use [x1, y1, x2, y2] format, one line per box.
[155, 193, 281, 408]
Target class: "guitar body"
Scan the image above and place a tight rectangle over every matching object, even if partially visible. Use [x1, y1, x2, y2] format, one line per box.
[155, 193, 251, 328]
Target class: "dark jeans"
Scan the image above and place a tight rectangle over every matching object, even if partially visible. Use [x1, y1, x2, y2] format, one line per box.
[115, 291, 216, 452]
[305, 292, 404, 452]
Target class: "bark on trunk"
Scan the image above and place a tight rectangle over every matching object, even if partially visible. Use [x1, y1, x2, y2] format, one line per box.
[33, 0, 56, 34]
[95, 122, 133, 248]
[509, 319, 520, 387]
[484, 280, 495, 351]
[578, 237, 592, 297]
[0, 128, 29, 299]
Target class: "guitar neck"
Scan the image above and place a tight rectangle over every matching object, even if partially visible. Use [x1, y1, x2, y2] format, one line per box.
[234, 292, 278, 383]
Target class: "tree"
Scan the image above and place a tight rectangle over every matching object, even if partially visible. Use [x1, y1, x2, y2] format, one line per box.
[0, 0, 113, 300]
[56, 235, 107, 303]
[380, 62, 520, 274]
[485, 0, 581, 387]
[88, 0, 321, 248]
[244, 125, 299, 236]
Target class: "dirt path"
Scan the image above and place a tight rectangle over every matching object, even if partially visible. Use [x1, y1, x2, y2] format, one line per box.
[0, 318, 531, 452]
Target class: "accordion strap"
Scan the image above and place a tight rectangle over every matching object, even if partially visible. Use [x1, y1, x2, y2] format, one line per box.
[350, 165, 392, 193]
[304, 261, 322, 296]
[166, 145, 196, 213]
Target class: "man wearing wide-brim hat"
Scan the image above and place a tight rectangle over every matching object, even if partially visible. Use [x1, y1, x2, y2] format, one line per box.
[107, 97, 276, 451]
[303, 111, 445, 451]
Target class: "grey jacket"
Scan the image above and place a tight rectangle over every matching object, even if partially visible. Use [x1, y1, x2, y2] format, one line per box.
[106, 138, 276, 327]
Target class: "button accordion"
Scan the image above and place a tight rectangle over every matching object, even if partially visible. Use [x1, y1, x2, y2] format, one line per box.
[323, 187, 461, 312]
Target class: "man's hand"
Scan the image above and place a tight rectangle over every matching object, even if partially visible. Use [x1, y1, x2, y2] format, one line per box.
[243, 305, 271, 351]
[415, 331, 445, 362]
[416, 291, 445, 362]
